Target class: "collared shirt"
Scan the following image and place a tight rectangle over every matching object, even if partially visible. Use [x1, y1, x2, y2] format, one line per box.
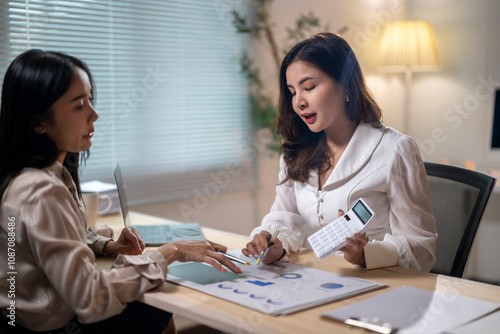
[0, 162, 168, 331]
[251, 122, 437, 271]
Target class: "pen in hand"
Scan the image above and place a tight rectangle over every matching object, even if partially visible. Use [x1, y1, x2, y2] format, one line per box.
[217, 251, 251, 266]
[256, 229, 279, 264]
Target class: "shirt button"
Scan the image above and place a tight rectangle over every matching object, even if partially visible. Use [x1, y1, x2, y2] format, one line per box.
[318, 214, 323, 220]
[319, 198, 324, 203]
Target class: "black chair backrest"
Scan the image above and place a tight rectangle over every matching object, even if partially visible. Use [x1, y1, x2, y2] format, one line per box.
[424, 162, 496, 278]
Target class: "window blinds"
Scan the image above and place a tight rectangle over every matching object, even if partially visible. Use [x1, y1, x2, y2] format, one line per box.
[0, 0, 256, 205]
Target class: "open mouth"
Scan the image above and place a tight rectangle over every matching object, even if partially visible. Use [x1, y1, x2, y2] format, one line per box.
[301, 113, 317, 124]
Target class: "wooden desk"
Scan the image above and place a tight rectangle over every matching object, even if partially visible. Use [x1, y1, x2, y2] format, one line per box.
[97, 213, 500, 334]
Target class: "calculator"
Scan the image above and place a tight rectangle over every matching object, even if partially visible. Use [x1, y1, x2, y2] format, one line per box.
[308, 199, 374, 260]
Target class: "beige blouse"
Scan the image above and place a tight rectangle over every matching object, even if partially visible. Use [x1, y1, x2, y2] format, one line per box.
[0, 162, 168, 331]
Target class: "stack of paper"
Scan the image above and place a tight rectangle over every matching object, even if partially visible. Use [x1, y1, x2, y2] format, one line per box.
[167, 250, 386, 315]
[81, 180, 120, 215]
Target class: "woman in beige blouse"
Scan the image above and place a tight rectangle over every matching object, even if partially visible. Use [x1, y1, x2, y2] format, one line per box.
[0, 50, 242, 333]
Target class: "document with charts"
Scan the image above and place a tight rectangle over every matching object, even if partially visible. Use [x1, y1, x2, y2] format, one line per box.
[166, 250, 386, 315]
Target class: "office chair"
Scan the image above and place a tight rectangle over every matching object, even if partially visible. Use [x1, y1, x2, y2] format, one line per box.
[424, 162, 496, 278]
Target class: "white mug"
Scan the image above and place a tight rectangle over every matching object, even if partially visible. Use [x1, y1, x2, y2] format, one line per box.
[82, 192, 112, 227]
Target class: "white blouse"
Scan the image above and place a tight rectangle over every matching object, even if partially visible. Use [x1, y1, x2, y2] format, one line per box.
[0, 162, 168, 331]
[251, 122, 437, 271]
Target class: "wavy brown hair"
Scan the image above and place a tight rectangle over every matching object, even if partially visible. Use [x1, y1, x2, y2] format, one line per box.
[276, 32, 382, 183]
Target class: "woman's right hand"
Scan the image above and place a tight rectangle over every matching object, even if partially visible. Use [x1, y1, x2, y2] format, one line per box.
[242, 230, 284, 264]
[157, 240, 242, 274]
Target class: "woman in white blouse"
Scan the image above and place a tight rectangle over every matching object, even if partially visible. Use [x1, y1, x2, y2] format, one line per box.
[0, 50, 241, 333]
[243, 32, 437, 272]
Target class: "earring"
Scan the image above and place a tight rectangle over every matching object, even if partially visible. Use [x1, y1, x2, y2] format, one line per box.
[345, 94, 350, 103]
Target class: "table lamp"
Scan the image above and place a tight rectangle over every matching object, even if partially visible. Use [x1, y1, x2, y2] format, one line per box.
[379, 21, 441, 133]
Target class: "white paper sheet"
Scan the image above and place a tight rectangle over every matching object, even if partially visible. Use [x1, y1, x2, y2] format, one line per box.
[166, 250, 386, 315]
[444, 310, 500, 334]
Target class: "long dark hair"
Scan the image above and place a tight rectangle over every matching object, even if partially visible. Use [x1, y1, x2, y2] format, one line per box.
[277, 32, 382, 183]
[0, 49, 94, 198]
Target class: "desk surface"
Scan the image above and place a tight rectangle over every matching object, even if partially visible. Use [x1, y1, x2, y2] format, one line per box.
[97, 212, 500, 334]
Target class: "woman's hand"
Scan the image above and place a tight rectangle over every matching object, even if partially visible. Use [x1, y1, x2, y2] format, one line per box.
[242, 230, 284, 264]
[103, 227, 145, 256]
[157, 240, 242, 274]
[337, 210, 368, 266]
[340, 232, 368, 266]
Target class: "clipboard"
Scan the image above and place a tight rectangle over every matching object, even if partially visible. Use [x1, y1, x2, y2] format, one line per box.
[322, 286, 500, 334]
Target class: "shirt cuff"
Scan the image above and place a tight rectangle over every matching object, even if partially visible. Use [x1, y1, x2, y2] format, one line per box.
[87, 225, 114, 254]
[89, 236, 113, 255]
[145, 249, 169, 275]
[112, 249, 169, 281]
[363, 240, 399, 269]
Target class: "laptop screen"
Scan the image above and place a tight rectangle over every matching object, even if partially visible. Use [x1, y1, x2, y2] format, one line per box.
[113, 165, 131, 228]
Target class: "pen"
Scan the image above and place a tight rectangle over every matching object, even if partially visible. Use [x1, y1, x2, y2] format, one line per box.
[256, 229, 279, 264]
[217, 251, 251, 266]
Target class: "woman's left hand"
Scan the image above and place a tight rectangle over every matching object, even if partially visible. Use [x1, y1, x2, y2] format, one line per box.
[340, 232, 368, 266]
[103, 227, 145, 256]
[337, 210, 368, 267]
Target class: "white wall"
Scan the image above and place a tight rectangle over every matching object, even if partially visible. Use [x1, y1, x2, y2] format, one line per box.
[406, 0, 500, 171]
[252, 0, 408, 130]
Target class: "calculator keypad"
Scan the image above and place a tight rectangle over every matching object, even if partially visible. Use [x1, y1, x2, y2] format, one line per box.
[308, 217, 355, 260]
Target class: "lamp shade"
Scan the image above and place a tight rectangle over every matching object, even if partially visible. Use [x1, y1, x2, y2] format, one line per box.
[380, 21, 440, 71]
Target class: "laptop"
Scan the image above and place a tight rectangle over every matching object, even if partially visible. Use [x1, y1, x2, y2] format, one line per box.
[113, 165, 205, 246]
